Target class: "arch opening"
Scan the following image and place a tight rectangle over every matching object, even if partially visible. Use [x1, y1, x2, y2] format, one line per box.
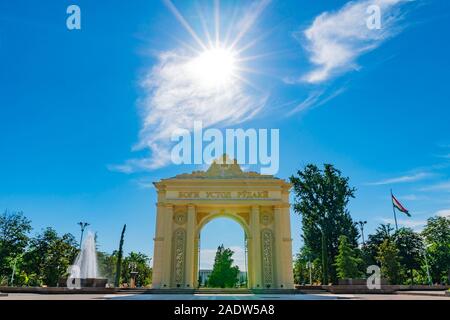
[196, 216, 248, 288]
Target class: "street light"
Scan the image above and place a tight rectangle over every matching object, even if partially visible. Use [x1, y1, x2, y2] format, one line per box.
[358, 221, 367, 246]
[78, 222, 90, 248]
[306, 261, 313, 285]
[420, 237, 433, 286]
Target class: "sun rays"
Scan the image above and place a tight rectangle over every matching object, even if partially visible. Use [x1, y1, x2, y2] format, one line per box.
[163, 0, 271, 92]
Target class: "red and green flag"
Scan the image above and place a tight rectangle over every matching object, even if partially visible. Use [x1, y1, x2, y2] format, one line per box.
[391, 194, 411, 217]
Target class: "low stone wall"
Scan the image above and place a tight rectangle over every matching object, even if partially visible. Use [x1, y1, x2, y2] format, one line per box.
[396, 285, 450, 291]
[0, 286, 117, 294]
[338, 279, 389, 285]
[328, 285, 399, 294]
[325, 284, 450, 294]
[294, 285, 325, 290]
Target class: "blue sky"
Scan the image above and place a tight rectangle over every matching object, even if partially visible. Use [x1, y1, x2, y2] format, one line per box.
[1, 0, 450, 270]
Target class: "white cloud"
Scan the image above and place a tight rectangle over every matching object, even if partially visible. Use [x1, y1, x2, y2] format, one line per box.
[435, 209, 450, 218]
[421, 181, 450, 192]
[110, 50, 267, 172]
[380, 217, 426, 231]
[300, 0, 411, 84]
[366, 172, 431, 186]
[135, 179, 155, 189]
[200, 246, 246, 271]
[286, 87, 347, 116]
[398, 194, 428, 201]
[110, 0, 271, 173]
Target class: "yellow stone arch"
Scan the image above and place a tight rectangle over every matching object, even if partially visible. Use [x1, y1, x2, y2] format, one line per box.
[151, 157, 294, 290]
[196, 210, 251, 236]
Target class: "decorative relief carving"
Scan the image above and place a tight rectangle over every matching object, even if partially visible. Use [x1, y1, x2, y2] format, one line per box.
[173, 228, 186, 286]
[172, 155, 274, 179]
[260, 211, 273, 226]
[173, 211, 187, 225]
[261, 228, 274, 287]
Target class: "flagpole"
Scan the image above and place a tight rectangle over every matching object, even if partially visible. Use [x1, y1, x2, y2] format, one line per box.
[391, 189, 399, 232]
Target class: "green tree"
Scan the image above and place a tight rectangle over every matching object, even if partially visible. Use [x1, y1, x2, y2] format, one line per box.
[290, 164, 359, 284]
[335, 235, 363, 279]
[363, 223, 394, 267]
[98, 250, 118, 284]
[393, 228, 423, 284]
[0, 210, 32, 283]
[207, 245, 240, 288]
[422, 216, 450, 284]
[114, 224, 126, 287]
[22, 227, 78, 286]
[122, 252, 152, 287]
[377, 239, 402, 284]
[293, 250, 307, 285]
[293, 250, 322, 285]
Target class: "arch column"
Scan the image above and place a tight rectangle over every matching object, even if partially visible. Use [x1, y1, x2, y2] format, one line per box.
[161, 204, 174, 288]
[184, 204, 196, 288]
[274, 205, 294, 289]
[151, 203, 165, 288]
[250, 205, 262, 289]
[274, 206, 284, 288]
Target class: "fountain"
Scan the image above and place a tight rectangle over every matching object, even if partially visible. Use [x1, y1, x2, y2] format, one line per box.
[62, 231, 107, 288]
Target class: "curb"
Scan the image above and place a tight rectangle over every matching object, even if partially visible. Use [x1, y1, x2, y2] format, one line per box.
[398, 291, 447, 297]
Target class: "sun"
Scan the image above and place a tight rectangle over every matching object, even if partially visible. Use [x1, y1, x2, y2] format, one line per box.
[189, 47, 238, 88]
[165, 0, 270, 91]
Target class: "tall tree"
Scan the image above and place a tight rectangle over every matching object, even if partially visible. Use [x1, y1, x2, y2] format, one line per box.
[422, 216, 450, 284]
[0, 210, 32, 282]
[207, 245, 240, 288]
[335, 235, 363, 280]
[23, 227, 78, 286]
[114, 224, 126, 287]
[393, 228, 423, 284]
[290, 164, 359, 284]
[377, 239, 402, 284]
[363, 223, 394, 266]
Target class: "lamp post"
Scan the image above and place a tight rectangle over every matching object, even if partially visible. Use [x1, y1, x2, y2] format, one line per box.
[358, 220, 367, 246]
[306, 261, 313, 285]
[78, 222, 90, 248]
[244, 234, 248, 288]
[421, 238, 433, 286]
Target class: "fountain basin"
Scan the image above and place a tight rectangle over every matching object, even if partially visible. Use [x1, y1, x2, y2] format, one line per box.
[59, 278, 108, 288]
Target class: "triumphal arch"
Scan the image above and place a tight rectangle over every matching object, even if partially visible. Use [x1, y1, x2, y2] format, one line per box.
[151, 156, 294, 289]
